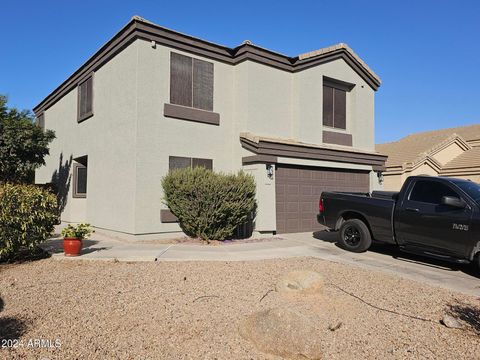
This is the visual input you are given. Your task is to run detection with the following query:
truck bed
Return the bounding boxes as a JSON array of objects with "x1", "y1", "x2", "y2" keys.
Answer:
[{"x1": 319, "y1": 191, "x2": 396, "y2": 244}]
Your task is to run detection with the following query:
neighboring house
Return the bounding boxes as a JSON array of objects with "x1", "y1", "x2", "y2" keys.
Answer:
[
  {"x1": 376, "y1": 124, "x2": 480, "y2": 190},
  {"x1": 34, "y1": 16, "x2": 386, "y2": 238}
]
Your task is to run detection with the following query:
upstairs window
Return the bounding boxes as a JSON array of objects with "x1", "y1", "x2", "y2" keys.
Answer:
[
  {"x1": 322, "y1": 77, "x2": 354, "y2": 130},
  {"x1": 37, "y1": 113, "x2": 45, "y2": 130},
  {"x1": 323, "y1": 85, "x2": 346, "y2": 129},
  {"x1": 78, "y1": 75, "x2": 93, "y2": 122},
  {"x1": 169, "y1": 156, "x2": 213, "y2": 170},
  {"x1": 170, "y1": 53, "x2": 214, "y2": 111}
]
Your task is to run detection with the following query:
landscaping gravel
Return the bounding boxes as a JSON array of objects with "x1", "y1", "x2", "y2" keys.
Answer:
[{"x1": 1, "y1": 257, "x2": 479, "y2": 359}]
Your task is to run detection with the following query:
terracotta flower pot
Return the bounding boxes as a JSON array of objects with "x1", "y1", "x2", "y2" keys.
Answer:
[{"x1": 63, "y1": 237, "x2": 82, "y2": 256}]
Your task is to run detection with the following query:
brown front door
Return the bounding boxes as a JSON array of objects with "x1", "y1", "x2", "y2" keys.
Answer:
[{"x1": 275, "y1": 165, "x2": 369, "y2": 234}]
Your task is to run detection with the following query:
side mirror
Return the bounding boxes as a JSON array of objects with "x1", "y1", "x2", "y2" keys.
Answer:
[{"x1": 441, "y1": 196, "x2": 466, "y2": 209}]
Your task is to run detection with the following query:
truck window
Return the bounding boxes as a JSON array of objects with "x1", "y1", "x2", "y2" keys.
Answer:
[
  {"x1": 409, "y1": 180, "x2": 458, "y2": 204},
  {"x1": 451, "y1": 180, "x2": 480, "y2": 203}
]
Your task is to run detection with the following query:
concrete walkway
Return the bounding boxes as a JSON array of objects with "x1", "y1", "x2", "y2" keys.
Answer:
[{"x1": 42, "y1": 230, "x2": 480, "y2": 296}]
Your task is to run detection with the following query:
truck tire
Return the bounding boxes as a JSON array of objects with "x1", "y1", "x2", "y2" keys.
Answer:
[{"x1": 338, "y1": 219, "x2": 372, "y2": 253}]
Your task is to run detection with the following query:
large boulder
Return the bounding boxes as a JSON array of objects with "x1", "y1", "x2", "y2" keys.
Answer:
[
  {"x1": 239, "y1": 307, "x2": 323, "y2": 360},
  {"x1": 276, "y1": 270, "x2": 324, "y2": 295}
]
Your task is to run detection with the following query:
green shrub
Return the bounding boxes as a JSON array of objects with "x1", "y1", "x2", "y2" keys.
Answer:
[
  {"x1": 162, "y1": 167, "x2": 256, "y2": 241},
  {"x1": 0, "y1": 183, "x2": 58, "y2": 259}
]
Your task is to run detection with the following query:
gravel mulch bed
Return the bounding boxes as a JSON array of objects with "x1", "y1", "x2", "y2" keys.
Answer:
[{"x1": 1, "y1": 258, "x2": 479, "y2": 359}]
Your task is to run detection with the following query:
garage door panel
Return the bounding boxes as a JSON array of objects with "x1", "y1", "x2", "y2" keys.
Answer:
[
  {"x1": 276, "y1": 165, "x2": 369, "y2": 234},
  {"x1": 286, "y1": 185, "x2": 299, "y2": 195}
]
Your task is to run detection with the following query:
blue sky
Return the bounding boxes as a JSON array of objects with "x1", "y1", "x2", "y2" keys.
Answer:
[{"x1": 1, "y1": 0, "x2": 479, "y2": 143}]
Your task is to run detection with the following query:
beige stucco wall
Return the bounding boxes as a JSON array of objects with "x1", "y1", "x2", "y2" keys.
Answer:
[
  {"x1": 133, "y1": 41, "x2": 237, "y2": 234},
  {"x1": 37, "y1": 38, "x2": 379, "y2": 236},
  {"x1": 36, "y1": 42, "x2": 139, "y2": 233},
  {"x1": 293, "y1": 59, "x2": 375, "y2": 151},
  {"x1": 382, "y1": 174, "x2": 405, "y2": 191},
  {"x1": 431, "y1": 142, "x2": 465, "y2": 165},
  {"x1": 382, "y1": 162, "x2": 440, "y2": 191}
]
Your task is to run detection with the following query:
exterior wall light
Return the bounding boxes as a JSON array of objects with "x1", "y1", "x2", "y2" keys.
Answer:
[
  {"x1": 377, "y1": 171, "x2": 384, "y2": 185},
  {"x1": 266, "y1": 164, "x2": 274, "y2": 179}
]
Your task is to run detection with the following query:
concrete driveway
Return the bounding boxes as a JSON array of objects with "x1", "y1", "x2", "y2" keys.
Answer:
[{"x1": 43, "y1": 230, "x2": 480, "y2": 296}]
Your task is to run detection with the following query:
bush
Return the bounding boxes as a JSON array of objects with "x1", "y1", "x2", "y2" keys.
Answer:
[
  {"x1": 0, "y1": 183, "x2": 58, "y2": 259},
  {"x1": 162, "y1": 167, "x2": 256, "y2": 241}
]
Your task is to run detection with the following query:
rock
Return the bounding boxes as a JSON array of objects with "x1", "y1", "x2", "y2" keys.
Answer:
[
  {"x1": 441, "y1": 314, "x2": 464, "y2": 329},
  {"x1": 276, "y1": 270, "x2": 324, "y2": 295},
  {"x1": 239, "y1": 307, "x2": 323, "y2": 360}
]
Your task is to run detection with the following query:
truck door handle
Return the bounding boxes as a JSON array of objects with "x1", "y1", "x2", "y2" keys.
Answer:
[{"x1": 405, "y1": 207, "x2": 419, "y2": 213}]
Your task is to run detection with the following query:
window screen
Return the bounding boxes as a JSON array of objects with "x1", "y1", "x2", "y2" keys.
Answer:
[
  {"x1": 192, "y1": 158, "x2": 213, "y2": 169},
  {"x1": 323, "y1": 84, "x2": 347, "y2": 130},
  {"x1": 169, "y1": 156, "x2": 192, "y2": 170},
  {"x1": 37, "y1": 114, "x2": 45, "y2": 130},
  {"x1": 170, "y1": 52, "x2": 213, "y2": 111},
  {"x1": 409, "y1": 180, "x2": 457, "y2": 204},
  {"x1": 169, "y1": 156, "x2": 213, "y2": 170},
  {"x1": 73, "y1": 162, "x2": 88, "y2": 198},
  {"x1": 78, "y1": 76, "x2": 93, "y2": 121}
]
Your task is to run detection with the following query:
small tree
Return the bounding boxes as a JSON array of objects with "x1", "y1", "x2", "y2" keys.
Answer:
[{"x1": 0, "y1": 95, "x2": 55, "y2": 183}]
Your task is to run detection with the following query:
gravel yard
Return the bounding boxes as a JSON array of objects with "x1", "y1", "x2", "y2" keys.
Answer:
[{"x1": 1, "y1": 257, "x2": 479, "y2": 359}]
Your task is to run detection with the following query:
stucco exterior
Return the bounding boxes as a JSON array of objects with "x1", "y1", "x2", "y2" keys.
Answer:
[
  {"x1": 35, "y1": 17, "x2": 385, "y2": 238},
  {"x1": 378, "y1": 128, "x2": 480, "y2": 191}
]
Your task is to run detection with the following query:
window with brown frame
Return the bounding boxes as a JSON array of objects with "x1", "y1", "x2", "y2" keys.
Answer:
[
  {"x1": 169, "y1": 156, "x2": 213, "y2": 170},
  {"x1": 323, "y1": 85, "x2": 346, "y2": 129},
  {"x1": 37, "y1": 113, "x2": 45, "y2": 130},
  {"x1": 78, "y1": 75, "x2": 93, "y2": 122},
  {"x1": 73, "y1": 156, "x2": 88, "y2": 198},
  {"x1": 322, "y1": 77, "x2": 355, "y2": 130},
  {"x1": 170, "y1": 53, "x2": 213, "y2": 111}
]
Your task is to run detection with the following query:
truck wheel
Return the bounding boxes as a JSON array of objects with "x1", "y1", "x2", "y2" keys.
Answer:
[{"x1": 338, "y1": 219, "x2": 372, "y2": 253}]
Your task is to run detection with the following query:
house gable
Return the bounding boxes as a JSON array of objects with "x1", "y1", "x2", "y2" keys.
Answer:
[{"x1": 33, "y1": 16, "x2": 381, "y2": 116}]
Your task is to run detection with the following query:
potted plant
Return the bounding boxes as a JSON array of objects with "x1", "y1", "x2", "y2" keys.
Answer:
[{"x1": 61, "y1": 223, "x2": 93, "y2": 256}]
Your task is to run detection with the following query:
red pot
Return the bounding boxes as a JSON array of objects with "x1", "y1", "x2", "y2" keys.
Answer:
[{"x1": 63, "y1": 237, "x2": 82, "y2": 256}]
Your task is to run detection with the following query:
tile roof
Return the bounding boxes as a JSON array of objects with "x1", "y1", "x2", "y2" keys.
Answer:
[
  {"x1": 376, "y1": 124, "x2": 480, "y2": 168},
  {"x1": 441, "y1": 146, "x2": 480, "y2": 170},
  {"x1": 241, "y1": 132, "x2": 383, "y2": 156},
  {"x1": 298, "y1": 43, "x2": 381, "y2": 85}
]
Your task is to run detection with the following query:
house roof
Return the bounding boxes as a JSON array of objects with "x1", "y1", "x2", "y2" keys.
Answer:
[
  {"x1": 33, "y1": 16, "x2": 381, "y2": 115},
  {"x1": 241, "y1": 132, "x2": 383, "y2": 156},
  {"x1": 240, "y1": 132, "x2": 387, "y2": 170},
  {"x1": 441, "y1": 146, "x2": 480, "y2": 170},
  {"x1": 376, "y1": 124, "x2": 480, "y2": 168}
]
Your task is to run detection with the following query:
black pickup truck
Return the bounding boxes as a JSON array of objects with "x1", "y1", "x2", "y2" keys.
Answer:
[{"x1": 318, "y1": 176, "x2": 480, "y2": 269}]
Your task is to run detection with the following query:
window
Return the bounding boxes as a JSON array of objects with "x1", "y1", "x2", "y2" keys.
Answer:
[
  {"x1": 323, "y1": 85, "x2": 346, "y2": 129},
  {"x1": 452, "y1": 180, "x2": 480, "y2": 202},
  {"x1": 170, "y1": 53, "x2": 213, "y2": 111},
  {"x1": 169, "y1": 156, "x2": 213, "y2": 170},
  {"x1": 37, "y1": 113, "x2": 45, "y2": 130},
  {"x1": 409, "y1": 180, "x2": 458, "y2": 204},
  {"x1": 78, "y1": 75, "x2": 93, "y2": 122},
  {"x1": 73, "y1": 156, "x2": 88, "y2": 198},
  {"x1": 322, "y1": 77, "x2": 354, "y2": 130}
]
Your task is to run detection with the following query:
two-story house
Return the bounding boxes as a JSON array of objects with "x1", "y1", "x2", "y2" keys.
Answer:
[{"x1": 34, "y1": 16, "x2": 387, "y2": 239}]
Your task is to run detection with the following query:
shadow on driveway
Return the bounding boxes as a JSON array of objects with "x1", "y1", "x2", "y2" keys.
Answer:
[{"x1": 312, "y1": 230, "x2": 478, "y2": 276}]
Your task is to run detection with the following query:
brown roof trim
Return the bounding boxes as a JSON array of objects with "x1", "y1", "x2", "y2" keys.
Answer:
[
  {"x1": 240, "y1": 136, "x2": 387, "y2": 168},
  {"x1": 242, "y1": 155, "x2": 278, "y2": 165},
  {"x1": 34, "y1": 17, "x2": 380, "y2": 115}
]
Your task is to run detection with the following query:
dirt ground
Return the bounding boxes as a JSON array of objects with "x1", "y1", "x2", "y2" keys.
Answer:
[{"x1": 1, "y1": 257, "x2": 479, "y2": 359}]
